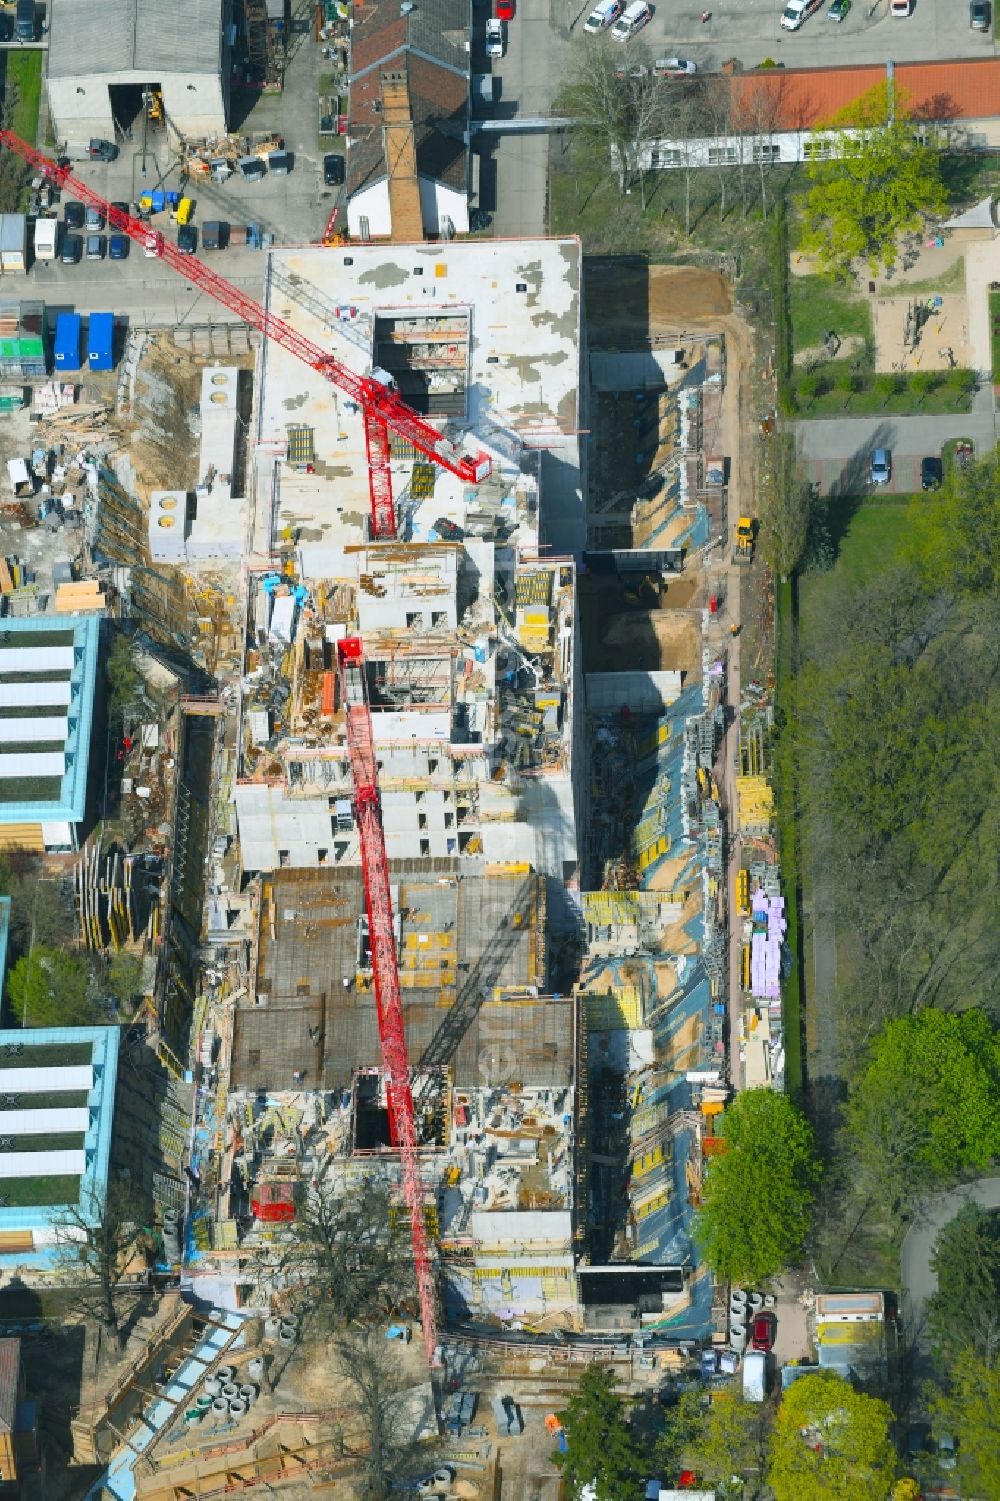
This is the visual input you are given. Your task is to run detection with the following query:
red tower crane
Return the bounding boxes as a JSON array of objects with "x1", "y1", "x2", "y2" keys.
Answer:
[
  {"x1": 337, "y1": 636, "x2": 438, "y2": 1365},
  {"x1": 0, "y1": 132, "x2": 491, "y2": 541},
  {"x1": 0, "y1": 133, "x2": 476, "y2": 1361}
]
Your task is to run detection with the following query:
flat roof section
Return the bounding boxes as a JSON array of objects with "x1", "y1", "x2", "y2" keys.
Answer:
[{"x1": 234, "y1": 865, "x2": 560, "y2": 1092}]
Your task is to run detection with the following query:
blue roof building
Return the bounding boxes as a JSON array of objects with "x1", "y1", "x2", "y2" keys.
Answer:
[
  {"x1": 0, "y1": 615, "x2": 101, "y2": 852},
  {"x1": 0, "y1": 1026, "x2": 119, "y2": 1271}
]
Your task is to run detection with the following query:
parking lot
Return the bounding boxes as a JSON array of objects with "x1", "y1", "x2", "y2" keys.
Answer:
[
  {"x1": 15, "y1": 2, "x2": 341, "y2": 322},
  {"x1": 566, "y1": 0, "x2": 996, "y2": 74}
]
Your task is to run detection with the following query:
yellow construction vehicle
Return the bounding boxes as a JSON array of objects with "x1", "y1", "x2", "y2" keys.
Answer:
[{"x1": 732, "y1": 516, "x2": 755, "y2": 566}]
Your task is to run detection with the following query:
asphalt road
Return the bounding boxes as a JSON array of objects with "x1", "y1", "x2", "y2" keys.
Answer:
[
  {"x1": 591, "y1": 0, "x2": 997, "y2": 72},
  {"x1": 900, "y1": 1176, "x2": 1000, "y2": 1350},
  {"x1": 796, "y1": 390, "x2": 997, "y2": 493}
]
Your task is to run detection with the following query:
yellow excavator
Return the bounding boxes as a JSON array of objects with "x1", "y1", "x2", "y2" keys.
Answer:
[{"x1": 732, "y1": 516, "x2": 755, "y2": 566}]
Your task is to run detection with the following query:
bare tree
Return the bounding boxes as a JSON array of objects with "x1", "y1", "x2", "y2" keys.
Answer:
[
  {"x1": 554, "y1": 39, "x2": 666, "y2": 198},
  {"x1": 54, "y1": 1180, "x2": 149, "y2": 1362},
  {"x1": 282, "y1": 1176, "x2": 416, "y2": 1330},
  {"x1": 331, "y1": 1328, "x2": 440, "y2": 1501}
]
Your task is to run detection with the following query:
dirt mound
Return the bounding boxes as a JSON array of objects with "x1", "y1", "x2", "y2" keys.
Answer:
[{"x1": 585, "y1": 258, "x2": 732, "y2": 346}]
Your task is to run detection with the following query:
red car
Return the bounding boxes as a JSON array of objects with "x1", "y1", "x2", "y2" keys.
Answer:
[
  {"x1": 497, "y1": 0, "x2": 515, "y2": 17},
  {"x1": 750, "y1": 1312, "x2": 777, "y2": 1352}
]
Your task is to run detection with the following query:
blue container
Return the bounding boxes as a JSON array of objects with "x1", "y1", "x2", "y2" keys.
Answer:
[
  {"x1": 87, "y1": 312, "x2": 114, "y2": 372},
  {"x1": 53, "y1": 312, "x2": 82, "y2": 371},
  {"x1": 167, "y1": 190, "x2": 180, "y2": 207},
  {"x1": 151, "y1": 189, "x2": 166, "y2": 213}
]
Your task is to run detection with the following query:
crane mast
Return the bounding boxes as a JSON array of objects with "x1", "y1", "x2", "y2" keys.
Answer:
[
  {"x1": 337, "y1": 637, "x2": 438, "y2": 1365},
  {"x1": 0, "y1": 132, "x2": 491, "y2": 1363},
  {"x1": 0, "y1": 132, "x2": 491, "y2": 541}
]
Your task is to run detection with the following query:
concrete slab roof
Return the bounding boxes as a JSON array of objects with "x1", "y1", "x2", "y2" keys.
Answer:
[{"x1": 258, "y1": 239, "x2": 581, "y2": 573}]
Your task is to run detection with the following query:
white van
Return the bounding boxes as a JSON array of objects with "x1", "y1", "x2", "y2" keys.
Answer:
[
  {"x1": 584, "y1": 0, "x2": 622, "y2": 29},
  {"x1": 743, "y1": 1351, "x2": 767, "y2": 1402},
  {"x1": 33, "y1": 218, "x2": 58, "y2": 261},
  {"x1": 890, "y1": 0, "x2": 913, "y2": 14},
  {"x1": 610, "y1": 0, "x2": 651, "y2": 37}
]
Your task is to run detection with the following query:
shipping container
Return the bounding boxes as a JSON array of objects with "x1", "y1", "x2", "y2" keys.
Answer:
[
  {"x1": 202, "y1": 220, "x2": 228, "y2": 250},
  {"x1": 0, "y1": 216, "x2": 27, "y2": 274},
  {"x1": 54, "y1": 312, "x2": 82, "y2": 372},
  {"x1": 87, "y1": 312, "x2": 114, "y2": 372}
]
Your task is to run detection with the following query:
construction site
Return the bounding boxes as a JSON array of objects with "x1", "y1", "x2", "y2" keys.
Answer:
[{"x1": 0, "y1": 123, "x2": 783, "y2": 1501}]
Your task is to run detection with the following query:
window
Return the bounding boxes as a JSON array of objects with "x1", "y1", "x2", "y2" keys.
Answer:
[
  {"x1": 431, "y1": 611, "x2": 447, "y2": 626},
  {"x1": 515, "y1": 282, "x2": 528, "y2": 293},
  {"x1": 803, "y1": 138, "x2": 834, "y2": 160},
  {"x1": 650, "y1": 147, "x2": 682, "y2": 168},
  {"x1": 752, "y1": 142, "x2": 781, "y2": 163},
  {"x1": 418, "y1": 813, "x2": 428, "y2": 830},
  {"x1": 419, "y1": 838, "x2": 430, "y2": 856},
  {"x1": 278, "y1": 849, "x2": 289, "y2": 867},
  {"x1": 707, "y1": 145, "x2": 738, "y2": 166},
  {"x1": 429, "y1": 758, "x2": 439, "y2": 774},
  {"x1": 406, "y1": 611, "x2": 423, "y2": 629},
  {"x1": 444, "y1": 812, "x2": 454, "y2": 828},
  {"x1": 317, "y1": 848, "x2": 328, "y2": 865}
]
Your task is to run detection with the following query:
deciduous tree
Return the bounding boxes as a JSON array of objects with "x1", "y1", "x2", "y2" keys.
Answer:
[
  {"x1": 929, "y1": 1351, "x2": 1000, "y2": 1500},
  {"x1": 554, "y1": 41, "x2": 666, "y2": 197},
  {"x1": 801, "y1": 83, "x2": 947, "y2": 277},
  {"x1": 556, "y1": 1365, "x2": 645, "y2": 1501},
  {"x1": 282, "y1": 1177, "x2": 415, "y2": 1329},
  {"x1": 694, "y1": 1090, "x2": 821, "y2": 1284},
  {"x1": 768, "y1": 1372, "x2": 896, "y2": 1501},
  {"x1": 926, "y1": 1203, "x2": 1000, "y2": 1360},
  {"x1": 671, "y1": 1389, "x2": 772, "y2": 1498},
  {"x1": 846, "y1": 1010, "x2": 1000, "y2": 1207},
  {"x1": 55, "y1": 1180, "x2": 149, "y2": 1362},
  {"x1": 7, "y1": 945, "x2": 97, "y2": 1027}
]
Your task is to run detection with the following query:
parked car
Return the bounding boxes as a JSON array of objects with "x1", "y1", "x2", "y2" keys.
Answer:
[
  {"x1": 85, "y1": 205, "x2": 105, "y2": 231},
  {"x1": 497, "y1": 0, "x2": 515, "y2": 18},
  {"x1": 750, "y1": 1312, "x2": 777, "y2": 1352},
  {"x1": 828, "y1": 0, "x2": 851, "y2": 19},
  {"x1": 64, "y1": 202, "x2": 85, "y2": 230},
  {"x1": 60, "y1": 233, "x2": 82, "y2": 265},
  {"x1": 323, "y1": 153, "x2": 345, "y2": 186},
  {"x1": 485, "y1": 16, "x2": 505, "y2": 54},
  {"x1": 583, "y1": 0, "x2": 622, "y2": 28},
  {"x1": 653, "y1": 56, "x2": 697, "y2": 75},
  {"x1": 970, "y1": 0, "x2": 990, "y2": 26},
  {"x1": 890, "y1": 0, "x2": 913, "y2": 14},
  {"x1": 781, "y1": 0, "x2": 823, "y2": 27},
  {"x1": 108, "y1": 233, "x2": 129, "y2": 260},
  {"x1": 110, "y1": 201, "x2": 130, "y2": 221},
  {"x1": 177, "y1": 224, "x2": 197, "y2": 254},
  {"x1": 869, "y1": 447, "x2": 892, "y2": 485},
  {"x1": 0, "y1": 15, "x2": 12, "y2": 40},
  {"x1": 88, "y1": 138, "x2": 118, "y2": 161},
  {"x1": 920, "y1": 455, "x2": 943, "y2": 490},
  {"x1": 610, "y1": 0, "x2": 652, "y2": 37},
  {"x1": 15, "y1": 0, "x2": 34, "y2": 41},
  {"x1": 85, "y1": 233, "x2": 106, "y2": 260},
  {"x1": 434, "y1": 517, "x2": 465, "y2": 541}
]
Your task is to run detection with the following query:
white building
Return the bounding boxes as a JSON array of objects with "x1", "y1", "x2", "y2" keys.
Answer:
[
  {"x1": 235, "y1": 239, "x2": 585, "y2": 894},
  {"x1": 46, "y1": 0, "x2": 229, "y2": 151}
]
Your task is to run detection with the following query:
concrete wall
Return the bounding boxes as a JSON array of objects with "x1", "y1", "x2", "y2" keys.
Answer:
[
  {"x1": 49, "y1": 69, "x2": 226, "y2": 149},
  {"x1": 348, "y1": 178, "x2": 469, "y2": 238},
  {"x1": 347, "y1": 180, "x2": 391, "y2": 239}
]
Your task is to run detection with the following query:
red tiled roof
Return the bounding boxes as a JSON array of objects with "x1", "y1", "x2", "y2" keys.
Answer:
[
  {"x1": 733, "y1": 57, "x2": 1000, "y2": 131},
  {"x1": 348, "y1": 57, "x2": 468, "y2": 196}
]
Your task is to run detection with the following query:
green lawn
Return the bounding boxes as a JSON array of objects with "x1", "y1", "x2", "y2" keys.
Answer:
[
  {"x1": 799, "y1": 501, "x2": 913, "y2": 654},
  {"x1": 0, "y1": 1043, "x2": 92, "y2": 1070},
  {"x1": 0, "y1": 1175, "x2": 80, "y2": 1208},
  {"x1": 991, "y1": 291, "x2": 1000, "y2": 379},
  {"x1": 790, "y1": 273, "x2": 872, "y2": 355},
  {"x1": 5, "y1": 51, "x2": 42, "y2": 145},
  {"x1": 0, "y1": 1092, "x2": 90, "y2": 1111}
]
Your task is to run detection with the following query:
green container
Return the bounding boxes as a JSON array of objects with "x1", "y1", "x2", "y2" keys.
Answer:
[{"x1": 16, "y1": 337, "x2": 43, "y2": 358}]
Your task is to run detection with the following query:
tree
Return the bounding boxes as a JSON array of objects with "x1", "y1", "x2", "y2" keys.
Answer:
[
  {"x1": 759, "y1": 430, "x2": 812, "y2": 579},
  {"x1": 768, "y1": 1372, "x2": 896, "y2": 1501},
  {"x1": 797, "y1": 370, "x2": 823, "y2": 409},
  {"x1": 694, "y1": 1090, "x2": 821, "y2": 1284},
  {"x1": 104, "y1": 953, "x2": 146, "y2": 1017},
  {"x1": 926, "y1": 1203, "x2": 1000, "y2": 1360},
  {"x1": 106, "y1": 632, "x2": 142, "y2": 723},
  {"x1": 929, "y1": 1351, "x2": 1000, "y2": 1500},
  {"x1": 329, "y1": 1328, "x2": 438, "y2": 1501},
  {"x1": 846, "y1": 1010, "x2": 1000, "y2": 1208},
  {"x1": 910, "y1": 450, "x2": 1000, "y2": 596},
  {"x1": 909, "y1": 369, "x2": 937, "y2": 405},
  {"x1": 54, "y1": 1180, "x2": 149, "y2": 1361},
  {"x1": 282, "y1": 1176, "x2": 415, "y2": 1329},
  {"x1": 553, "y1": 41, "x2": 666, "y2": 197},
  {"x1": 670, "y1": 1389, "x2": 772, "y2": 1498},
  {"x1": 556, "y1": 1365, "x2": 645, "y2": 1501},
  {"x1": 800, "y1": 83, "x2": 947, "y2": 278},
  {"x1": 7, "y1": 945, "x2": 98, "y2": 1027}
]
